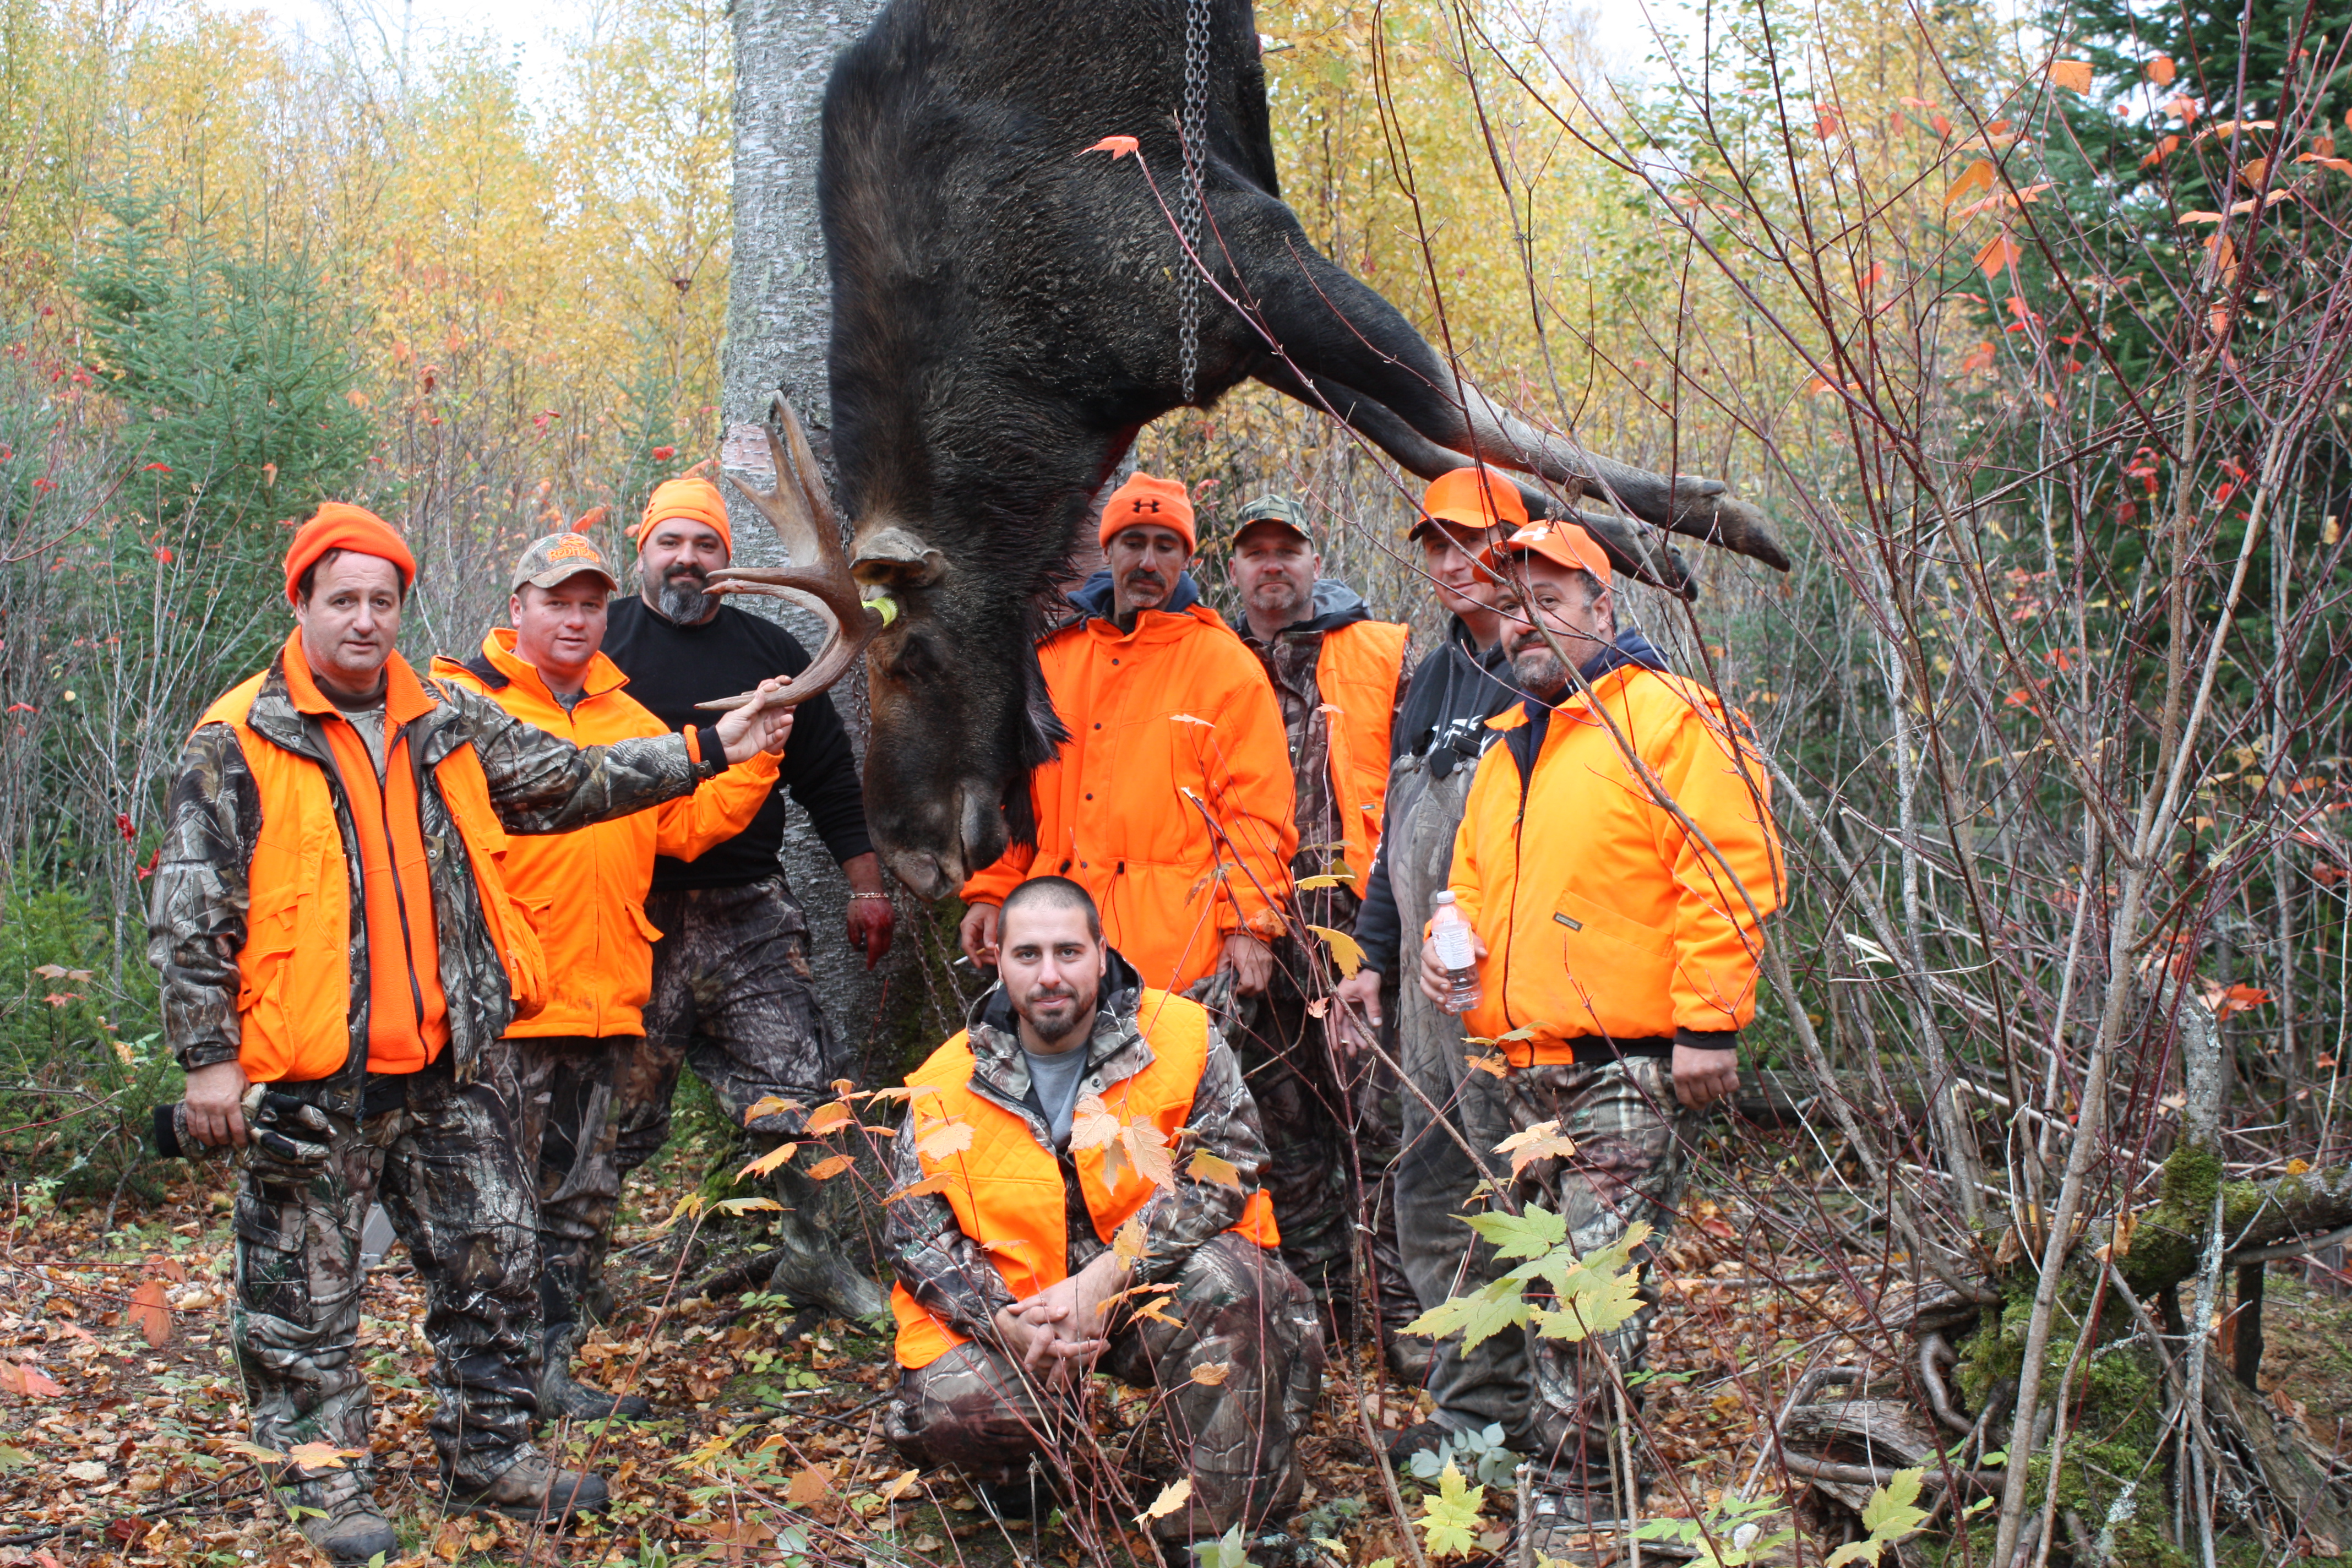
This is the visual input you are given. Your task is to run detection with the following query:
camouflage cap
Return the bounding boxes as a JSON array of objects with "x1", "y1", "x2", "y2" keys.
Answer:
[
  {"x1": 1232, "y1": 492, "x2": 1316, "y2": 546},
  {"x1": 511, "y1": 532, "x2": 618, "y2": 594}
]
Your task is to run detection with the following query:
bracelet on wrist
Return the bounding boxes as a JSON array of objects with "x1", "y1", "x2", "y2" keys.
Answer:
[{"x1": 847, "y1": 892, "x2": 892, "y2": 902}]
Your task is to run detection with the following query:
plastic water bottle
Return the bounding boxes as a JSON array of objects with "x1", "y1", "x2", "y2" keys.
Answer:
[{"x1": 1429, "y1": 891, "x2": 1483, "y2": 1015}]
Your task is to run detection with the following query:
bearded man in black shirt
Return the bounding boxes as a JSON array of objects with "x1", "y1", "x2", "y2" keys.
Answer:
[{"x1": 600, "y1": 476, "x2": 897, "y2": 1320}]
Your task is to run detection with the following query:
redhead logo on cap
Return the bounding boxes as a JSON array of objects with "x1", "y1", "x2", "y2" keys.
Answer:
[{"x1": 548, "y1": 538, "x2": 603, "y2": 565}]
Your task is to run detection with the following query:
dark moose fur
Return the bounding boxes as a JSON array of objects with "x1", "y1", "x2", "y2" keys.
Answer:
[{"x1": 817, "y1": 0, "x2": 1788, "y2": 897}]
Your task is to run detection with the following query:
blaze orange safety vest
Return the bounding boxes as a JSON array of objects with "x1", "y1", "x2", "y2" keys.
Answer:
[
  {"x1": 890, "y1": 989, "x2": 1281, "y2": 1369},
  {"x1": 1314, "y1": 620, "x2": 1410, "y2": 890},
  {"x1": 199, "y1": 660, "x2": 547, "y2": 1085}
]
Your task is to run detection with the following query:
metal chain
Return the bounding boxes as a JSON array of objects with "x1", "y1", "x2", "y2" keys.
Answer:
[{"x1": 1177, "y1": 0, "x2": 1210, "y2": 404}]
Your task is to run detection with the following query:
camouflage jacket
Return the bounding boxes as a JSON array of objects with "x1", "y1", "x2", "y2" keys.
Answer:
[
  {"x1": 148, "y1": 644, "x2": 726, "y2": 1102},
  {"x1": 884, "y1": 949, "x2": 1275, "y2": 1345}
]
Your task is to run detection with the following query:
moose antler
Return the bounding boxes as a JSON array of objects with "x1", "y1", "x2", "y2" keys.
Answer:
[{"x1": 694, "y1": 399, "x2": 887, "y2": 712}]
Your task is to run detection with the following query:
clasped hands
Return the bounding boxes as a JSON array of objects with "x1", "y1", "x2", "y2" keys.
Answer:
[{"x1": 990, "y1": 1250, "x2": 1131, "y2": 1384}]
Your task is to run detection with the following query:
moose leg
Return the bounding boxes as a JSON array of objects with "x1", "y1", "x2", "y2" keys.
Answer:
[
  {"x1": 1250, "y1": 359, "x2": 1694, "y2": 595},
  {"x1": 1231, "y1": 222, "x2": 1787, "y2": 570}
]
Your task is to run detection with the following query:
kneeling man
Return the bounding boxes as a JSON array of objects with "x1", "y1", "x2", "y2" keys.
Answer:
[{"x1": 884, "y1": 878, "x2": 1324, "y2": 1555}]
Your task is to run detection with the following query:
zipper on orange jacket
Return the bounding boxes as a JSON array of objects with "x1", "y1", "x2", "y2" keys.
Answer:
[{"x1": 284, "y1": 641, "x2": 451, "y2": 1075}]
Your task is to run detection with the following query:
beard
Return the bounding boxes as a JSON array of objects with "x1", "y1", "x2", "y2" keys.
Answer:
[
  {"x1": 652, "y1": 563, "x2": 716, "y2": 624},
  {"x1": 1019, "y1": 983, "x2": 1096, "y2": 1045},
  {"x1": 1249, "y1": 580, "x2": 1311, "y2": 627},
  {"x1": 1510, "y1": 639, "x2": 1570, "y2": 696}
]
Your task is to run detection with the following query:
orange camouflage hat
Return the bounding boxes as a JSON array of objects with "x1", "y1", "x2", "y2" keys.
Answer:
[
  {"x1": 1483, "y1": 518, "x2": 1613, "y2": 586},
  {"x1": 511, "y1": 532, "x2": 618, "y2": 594},
  {"x1": 1411, "y1": 466, "x2": 1530, "y2": 541},
  {"x1": 1098, "y1": 471, "x2": 1197, "y2": 553},
  {"x1": 283, "y1": 503, "x2": 418, "y2": 605},
  {"x1": 635, "y1": 476, "x2": 732, "y2": 558}
]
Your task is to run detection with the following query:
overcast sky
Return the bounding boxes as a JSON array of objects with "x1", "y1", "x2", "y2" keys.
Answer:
[{"x1": 243, "y1": 0, "x2": 1672, "y2": 104}]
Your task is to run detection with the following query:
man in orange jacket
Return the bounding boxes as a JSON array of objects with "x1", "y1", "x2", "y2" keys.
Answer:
[
  {"x1": 886, "y1": 878, "x2": 1322, "y2": 1556},
  {"x1": 957, "y1": 472, "x2": 1297, "y2": 1001},
  {"x1": 1414, "y1": 519, "x2": 1781, "y2": 1544},
  {"x1": 1222, "y1": 492, "x2": 1419, "y2": 1357},
  {"x1": 432, "y1": 531, "x2": 780, "y2": 1424},
  {"x1": 148, "y1": 506, "x2": 796, "y2": 1564}
]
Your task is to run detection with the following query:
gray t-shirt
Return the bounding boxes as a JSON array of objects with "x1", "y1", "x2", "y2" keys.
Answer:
[{"x1": 1023, "y1": 1046, "x2": 1090, "y2": 1152}]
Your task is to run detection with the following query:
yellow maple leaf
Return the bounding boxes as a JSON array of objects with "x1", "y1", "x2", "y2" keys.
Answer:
[
  {"x1": 1188, "y1": 1148, "x2": 1243, "y2": 1186},
  {"x1": 737, "y1": 1142, "x2": 799, "y2": 1181},
  {"x1": 1190, "y1": 1361, "x2": 1231, "y2": 1386},
  {"x1": 1113, "y1": 1214, "x2": 1148, "y2": 1265},
  {"x1": 885, "y1": 1174, "x2": 952, "y2": 1204},
  {"x1": 1305, "y1": 924, "x2": 1366, "y2": 978},
  {"x1": 742, "y1": 1095, "x2": 806, "y2": 1124},
  {"x1": 2048, "y1": 58, "x2": 2094, "y2": 94},
  {"x1": 1942, "y1": 158, "x2": 1994, "y2": 206},
  {"x1": 1494, "y1": 1119, "x2": 1576, "y2": 1175},
  {"x1": 673, "y1": 1430, "x2": 736, "y2": 1469},
  {"x1": 285, "y1": 1442, "x2": 360, "y2": 1471},
  {"x1": 1120, "y1": 1118, "x2": 1177, "y2": 1189},
  {"x1": 804, "y1": 1101, "x2": 853, "y2": 1136},
  {"x1": 805, "y1": 1152, "x2": 856, "y2": 1180},
  {"x1": 918, "y1": 1119, "x2": 976, "y2": 1160},
  {"x1": 1135, "y1": 1477, "x2": 1193, "y2": 1526},
  {"x1": 1069, "y1": 1093, "x2": 1119, "y2": 1151}
]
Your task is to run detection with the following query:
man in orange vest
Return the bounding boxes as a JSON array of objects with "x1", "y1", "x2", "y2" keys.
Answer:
[
  {"x1": 957, "y1": 473, "x2": 1297, "y2": 1001},
  {"x1": 1221, "y1": 493, "x2": 1419, "y2": 1362},
  {"x1": 148, "y1": 506, "x2": 795, "y2": 1565},
  {"x1": 1414, "y1": 519, "x2": 1779, "y2": 1548},
  {"x1": 885, "y1": 877, "x2": 1323, "y2": 1557},
  {"x1": 432, "y1": 531, "x2": 781, "y2": 1424}
]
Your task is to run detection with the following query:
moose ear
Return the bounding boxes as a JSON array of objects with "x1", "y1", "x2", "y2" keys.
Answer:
[{"x1": 851, "y1": 526, "x2": 948, "y2": 590}]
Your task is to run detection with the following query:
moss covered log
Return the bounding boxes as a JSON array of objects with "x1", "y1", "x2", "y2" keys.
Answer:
[{"x1": 2120, "y1": 1146, "x2": 2352, "y2": 1297}]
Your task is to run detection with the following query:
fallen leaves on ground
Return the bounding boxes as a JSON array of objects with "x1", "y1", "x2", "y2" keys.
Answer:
[{"x1": 0, "y1": 1123, "x2": 1992, "y2": 1566}]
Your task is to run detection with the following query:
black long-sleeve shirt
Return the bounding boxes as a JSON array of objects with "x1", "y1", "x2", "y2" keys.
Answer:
[{"x1": 603, "y1": 595, "x2": 874, "y2": 890}]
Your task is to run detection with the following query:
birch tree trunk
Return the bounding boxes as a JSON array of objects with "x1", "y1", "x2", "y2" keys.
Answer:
[{"x1": 723, "y1": 0, "x2": 908, "y2": 1074}]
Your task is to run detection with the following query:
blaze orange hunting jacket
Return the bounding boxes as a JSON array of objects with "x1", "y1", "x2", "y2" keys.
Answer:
[
  {"x1": 1448, "y1": 663, "x2": 1782, "y2": 1066},
  {"x1": 890, "y1": 987, "x2": 1279, "y2": 1369},
  {"x1": 962, "y1": 595, "x2": 1297, "y2": 994},
  {"x1": 1314, "y1": 620, "x2": 1411, "y2": 891},
  {"x1": 432, "y1": 630, "x2": 778, "y2": 1039}
]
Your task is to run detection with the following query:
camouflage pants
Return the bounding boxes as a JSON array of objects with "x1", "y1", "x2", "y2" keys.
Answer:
[
  {"x1": 512, "y1": 1035, "x2": 624, "y2": 1337},
  {"x1": 1505, "y1": 1055, "x2": 1696, "y2": 1477},
  {"x1": 232, "y1": 1049, "x2": 541, "y2": 1491},
  {"x1": 613, "y1": 874, "x2": 852, "y2": 1168},
  {"x1": 1227, "y1": 939, "x2": 1414, "y2": 1341},
  {"x1": 886, "y1": 1234, "x2": 1325, "y2": 1547},
  {"x1": 1385, "y1": 754, "x2": 1532, "y2": 1436}
]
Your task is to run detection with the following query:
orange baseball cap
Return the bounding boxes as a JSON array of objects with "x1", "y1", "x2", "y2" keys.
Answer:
[
  {"x1": 1483, "y1": 519, "x2": 1613, "y2": 586},
  {"x1": 1411, "y1": 466, "x2": 1530, "y2": 541}
]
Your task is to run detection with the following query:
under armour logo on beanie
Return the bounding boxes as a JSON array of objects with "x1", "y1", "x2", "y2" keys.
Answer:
[{"x1": 1099, "y1": 472, "x2": 1196, "y2": 553}]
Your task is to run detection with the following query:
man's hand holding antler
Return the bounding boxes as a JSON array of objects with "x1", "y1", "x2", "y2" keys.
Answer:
[{"x1": 713, "y1": 676, "x2": 798, "y2": 762}]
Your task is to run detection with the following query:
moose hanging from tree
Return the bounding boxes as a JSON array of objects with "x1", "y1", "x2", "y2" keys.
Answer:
[{"x1": 709, "y1": 0, "x2": 1790, "y2": 900}]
